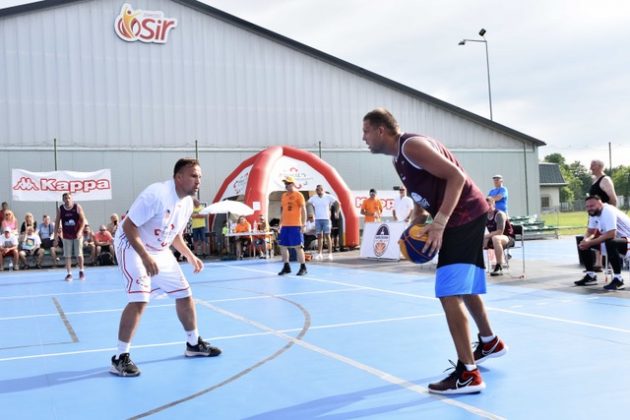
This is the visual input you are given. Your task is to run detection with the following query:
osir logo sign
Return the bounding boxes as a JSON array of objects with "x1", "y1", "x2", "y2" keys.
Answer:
[{"x1": 114, "y1": 3, "x2": 177, "y2": 44}]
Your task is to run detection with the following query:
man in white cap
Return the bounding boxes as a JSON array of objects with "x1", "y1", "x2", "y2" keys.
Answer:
[{"x1": 488, "y1": 175, "x2": 508, "y2": 214}]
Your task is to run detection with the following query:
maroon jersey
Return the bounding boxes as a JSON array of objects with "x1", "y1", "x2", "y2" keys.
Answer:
[
  {"x1": 486, "y1": 210, "x2": 515, "y2": 237},
  {"x1": 60, "y1": 204, "x2": 80, "y2": 240},
  {"x1": 393, "y1": 133, "x2": 488, "y2": 228}
]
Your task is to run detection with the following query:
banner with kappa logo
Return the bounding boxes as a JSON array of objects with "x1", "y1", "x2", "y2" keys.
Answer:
[{"x1": 12, "y1": 169, "x2": 112, "y2": 202}]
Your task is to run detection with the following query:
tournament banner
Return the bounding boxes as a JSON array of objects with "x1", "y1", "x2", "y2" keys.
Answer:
[{"x1": 12, "y1": 169, "x2": 112, "y2": 201}]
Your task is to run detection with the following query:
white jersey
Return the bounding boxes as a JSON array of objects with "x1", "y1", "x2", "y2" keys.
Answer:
[
  {"x1": 116, "y1": 179, "x2": 193, "y2": 252},
  {"x1": 394, "y1": 195, "x2": 414, "y2": 221},
  {"x1": 308, "y1": 194, "x2": 336, "y2": 220},
  {"x1": 588, "y1": 203, "x2": 630, "y2": 238}
]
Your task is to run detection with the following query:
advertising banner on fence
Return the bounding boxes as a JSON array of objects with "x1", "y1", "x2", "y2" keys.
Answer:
[{"x1": 12, "y1": 169, "x2": 112, "y2": 201}]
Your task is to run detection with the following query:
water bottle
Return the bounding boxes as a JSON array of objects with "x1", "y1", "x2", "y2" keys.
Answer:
[
  {"x1": 8, "y1": 260, "x2": 13, "y2": 270},
  {"x1": 253, "y1": 221, "x2": 258, "y2": 232}
]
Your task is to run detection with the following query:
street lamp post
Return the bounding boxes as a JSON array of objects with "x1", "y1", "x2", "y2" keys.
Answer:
[{"x1": 458, "y1": 28, "x2": 493, "y2": 120}]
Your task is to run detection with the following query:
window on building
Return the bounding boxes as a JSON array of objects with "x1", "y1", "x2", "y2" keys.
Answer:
[{"x1": 541, "y1": 196, "x2": 550, "y2": 209}]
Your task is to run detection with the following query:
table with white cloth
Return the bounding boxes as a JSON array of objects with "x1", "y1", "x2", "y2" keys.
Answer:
[{"x1": 360, "y1": 222, "x2": 408, "y2": 260}]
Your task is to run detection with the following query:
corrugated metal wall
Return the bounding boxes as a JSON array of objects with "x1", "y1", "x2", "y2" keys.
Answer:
[{"x1": 0, "y1": 0, "x2": 540, "y2": 225}]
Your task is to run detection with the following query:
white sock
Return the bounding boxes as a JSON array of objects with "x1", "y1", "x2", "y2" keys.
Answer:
[
  {"x1": 464, "y1": 363, "x2": 477, "y2": 371},
  {"x1": 186, "y1": 329, "x2": 199, "y2": 346},
  {"x1": 480, "y1": 334, "x2": 496, "y2": 344},
  {"x1": 614, "y1": 274, "x2": 624, "y2": 281},
  {"x1": 117, "y1": 340, "x2": 131, "y2": 356},
  {"x1": 586, "y1": 271, "x2": 596, "y2": 278}
]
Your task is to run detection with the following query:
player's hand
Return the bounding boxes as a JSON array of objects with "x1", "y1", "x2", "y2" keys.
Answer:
[
  {"x1": 578, "y1": 240, "x2": 590, "y2": 251},
  {"x1": 141, "y1": 254, "x2": 159, "y2": 276},
  {"x1": 188, "y1": 255, "x2": 204, "y2": 273},
  {"x1": 419, "y1": 223, "x2": 445, "y2": 255}
]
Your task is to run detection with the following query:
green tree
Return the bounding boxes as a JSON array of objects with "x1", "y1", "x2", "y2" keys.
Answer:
[
  {"x1": 611, "y1": 165, "x2": 630, "y2": 208},
  {"x1": 567, "y1": 161, "x2": 591, "y2": 200},
  {"x1": 544, "y1": 153, "x2": 575, "y2": 202}
]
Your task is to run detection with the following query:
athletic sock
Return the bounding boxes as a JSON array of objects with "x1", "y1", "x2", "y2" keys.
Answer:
[
  {"x1": 480, "y1": 334, "x2": 496, "y2": 343},
  {"x1": 117, "y1": 340, "x2": 131, "y2": 356},
  {"x1": 186, "y1": 329, "x2": 200, "y2": 346},
  {"x1": 464, "y1": 363, "x2": 477, "y2": 371},
  {"x1": 586, "y1": 271, "x2": 596, "y2": 278}
]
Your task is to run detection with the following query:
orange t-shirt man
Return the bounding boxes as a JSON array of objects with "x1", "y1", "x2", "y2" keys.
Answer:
[
  {"x1": 281, "y1": 191, "x2": 305, "y2": 226},
  {"x1": 361, "y1": 189, "x2": 383, "y2": 223}
]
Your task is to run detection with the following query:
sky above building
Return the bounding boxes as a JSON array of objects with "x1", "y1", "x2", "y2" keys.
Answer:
[
  {"x1": 2, "y1": 0, "x2": 628, "y2": 169},
  {"x1": 203, "y1": 0, "x2": 629, "y2": 169}
]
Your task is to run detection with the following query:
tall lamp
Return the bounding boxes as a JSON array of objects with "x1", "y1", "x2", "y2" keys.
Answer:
[{"x1": 459, "y1": 28, "x2": 493, "y2": 120}]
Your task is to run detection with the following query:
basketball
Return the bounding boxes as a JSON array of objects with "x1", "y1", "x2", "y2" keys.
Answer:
[{"x1": 399, "y1": 224, "x2": 437, "y2": 264}]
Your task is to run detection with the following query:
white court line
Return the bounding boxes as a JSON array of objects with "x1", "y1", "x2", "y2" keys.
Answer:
[
  {"x1": 220, "y1": 264, "x2": 630, "y2": 334},
  {"x1": 196, "y1": 299, "x2": 506, "y2": 420},
  {"x1": 0, "y1": 287, "x2": 360, "y2": 321},
  {"x1": 0, "y1": 288, "x2": 122, "y2": 301},
  {"x1": 0, "y1": 312, "x2": 443, "y2": 362}
]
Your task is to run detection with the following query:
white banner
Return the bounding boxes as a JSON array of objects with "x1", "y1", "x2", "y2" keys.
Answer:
[
  {"x1": 360, "y1": 222, "x2": 408, "y2": 260},
  {"x1": 12, "y1": 169, "x2": 112, "y2": 202}
]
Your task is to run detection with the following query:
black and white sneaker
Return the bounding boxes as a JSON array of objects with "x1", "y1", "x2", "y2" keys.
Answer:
[
  {"x1": 604, "y1": 278, "x2": 625, "y2": 291},
  {"x1": 575, "y1": 274, "x2": 597, "y2": 286},
  {"x1": 110, "y1": 353, "x2": 141, "y2": 377},
  {"x1": 490, "y1": 264, "x2": 503, "y2": 277},
  {"x1": 185, "y1": 337, "x2": 222, "y2": 357}
]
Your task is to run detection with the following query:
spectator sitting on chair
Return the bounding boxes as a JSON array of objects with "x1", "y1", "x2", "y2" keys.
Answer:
[
  {"x1": 94, "y1": 224, "x2": 115, "y2": 264},
  {"x1": 37, "y1": 214, "x2": 59, "y2": 267},
  {"x1": 19, "y1": 212, "x2": 37, "y2": 242},
  {"x1": 575, "y1": 195, "x2": 630, "y2": 290},
  {"x1": 1, "y1": 209, "x2": 18, "y2": 235},
  {"x1": 0, "y1": 202, "x2": 9, "y2": 225},
  {"x1": 0, "y1": 227, "x2": 19, "y2": 271},
  {"x1": 82, "y1": 225, "x2": 96, "y2": 265},
  {"x1": 19, "y1": 225, "x2": 42, "y2": 269},
  {"x1": 484, "y1": 197, "x2": 515, "y2": 277},
  {"x1": 234, "y1": 216, "x2": 251, "y2": 260},
  {"x1": 303, "y1": 214, "x2": 317, "y2": 251},
  {"x1": 254, "y1": 214, "x2": 270, "y2": 258},
  {"x1": 107, "y1": 213, "x2": 120, "y2": 236}
]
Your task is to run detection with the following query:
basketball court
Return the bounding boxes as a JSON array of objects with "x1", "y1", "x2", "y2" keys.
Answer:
[{"x1": 1, "y1": 237, "x2": 629, "y2": 419}]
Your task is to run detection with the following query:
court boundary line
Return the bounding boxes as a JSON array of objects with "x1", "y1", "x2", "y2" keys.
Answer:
[
  {"x1": 0, "y1": 312, "x2": 444, "y2": 362},
  {"x1": 225, "y1": 264, "x2": 630, "y2": 333},
  {"x1": 52, "y1": 297, "x2": 79, "y2": 343},
  {"x1": 195, "y1": 299, "x2": 506, "y2": 420}
]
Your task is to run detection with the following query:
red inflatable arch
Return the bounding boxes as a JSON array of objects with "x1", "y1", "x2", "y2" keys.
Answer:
[{"x1": 211, "y1": 146, "x2": 359, "y2": 248}]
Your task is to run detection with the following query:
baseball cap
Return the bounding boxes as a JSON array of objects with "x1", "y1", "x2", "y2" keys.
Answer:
[
  {"x1": 283, "y1": 176, "x2": 296, "y2": 184},
  {"x1": 3, "y1": 227, "x2": 11, "y2": 233},
  {"x1": 492, "y1": 174, "x2": 503, "y2": 179}
]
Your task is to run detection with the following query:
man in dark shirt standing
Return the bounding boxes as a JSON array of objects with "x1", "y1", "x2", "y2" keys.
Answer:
[
  {"x1": 362, "y1": 108, "x2": 507, "y2": 395},
  {"x1": 54, "y1": 192, "x2": 86, "y2": 281}
]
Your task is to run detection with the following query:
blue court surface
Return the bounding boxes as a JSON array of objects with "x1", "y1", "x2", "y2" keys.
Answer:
[{"x1": 1, "y1": 237, "x2": 629, "y2": 419}]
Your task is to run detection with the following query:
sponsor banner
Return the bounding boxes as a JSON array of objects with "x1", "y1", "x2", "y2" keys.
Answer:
[
  {"x1": 352, "y1": 190, "x2": 399, "y2": 219},
  {"x1": 114, "y1": 3, "x2": 177, "y2": 44},
  {"x1": 12, "y1": 169, "x2": 112, "y2": 202},
  {"x1": 360, "y1": 222, "x2": 407, "y2": 260}
]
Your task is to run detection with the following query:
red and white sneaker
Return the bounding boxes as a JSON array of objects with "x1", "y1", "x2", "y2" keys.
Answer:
[
  {"x1": 473, "y1": 334, "x2": 508, "y2": 364},
  {"x1": 428, "y1": 360, "x2": 486, "y2": 394}
]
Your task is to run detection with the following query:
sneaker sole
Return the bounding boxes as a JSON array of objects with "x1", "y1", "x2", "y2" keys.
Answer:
[
  {"x1": 109, "y1": 366, "x2": 141, "y2": 377},
  {"x1": 428, "y1": 382, "x2": 486, "y2": 395},
  {"x1": 476, "y1": 346, "x2": 508, "y2": 364},
  {"x1": 575, "y1": 279, "x2": 597, "y2": 286},
  {"x1": 604, "y1": 285, "x2": 625, "y2": 291},
  {"x1": 184, "y1": 350, "x2": 222, "y2": 357}
]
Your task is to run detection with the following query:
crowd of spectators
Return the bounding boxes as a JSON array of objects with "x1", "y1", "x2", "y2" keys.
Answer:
[{"x1": 0, "y1": 200, "x2": 119, "y2": 271}]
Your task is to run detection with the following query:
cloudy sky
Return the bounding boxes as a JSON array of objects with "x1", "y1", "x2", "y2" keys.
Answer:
[
  {"x1": 2, "y1": 0, "x2": 628, "y2": 168},
  {"x1": 203, "y1": 0, "x2": 630, "y2": 168}
]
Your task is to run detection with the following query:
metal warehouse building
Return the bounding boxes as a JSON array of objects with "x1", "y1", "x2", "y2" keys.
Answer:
[{"x1": 0, "y1": 0, "x2": 545, "y2": 225}]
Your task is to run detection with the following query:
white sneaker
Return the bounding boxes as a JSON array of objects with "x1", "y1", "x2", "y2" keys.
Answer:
[
  {"x1": 315, "y1": 253, "x2": 323, "y2": 261},
  {"x1": 327, "y1": 254, "x2": 333, "y2": 261}
]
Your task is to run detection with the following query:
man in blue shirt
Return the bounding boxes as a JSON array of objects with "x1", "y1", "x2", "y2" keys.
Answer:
[{"x1": 488, "y1": 175, "x2": 508, "y2": 214}]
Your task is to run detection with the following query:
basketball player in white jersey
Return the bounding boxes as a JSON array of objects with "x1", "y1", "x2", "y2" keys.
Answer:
[{"x1": 110, "y1": 158, "x2": 221, "y2": 377}]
